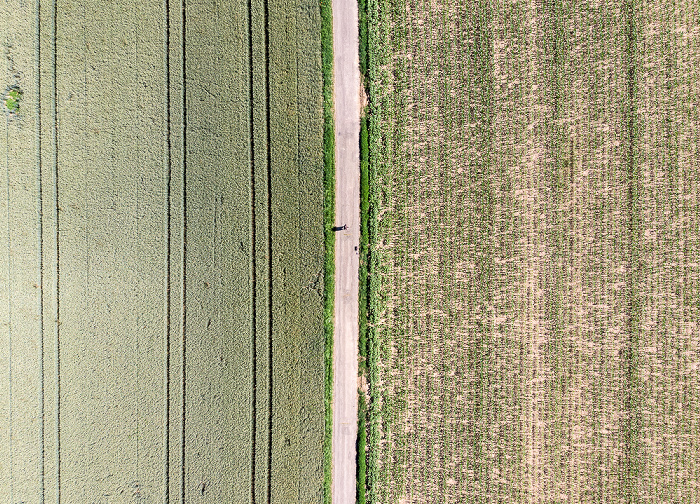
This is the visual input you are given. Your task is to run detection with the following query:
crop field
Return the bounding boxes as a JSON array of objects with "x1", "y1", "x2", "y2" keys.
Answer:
[
  {"x1": 364, "y1": 0, "x2": 700, "y2": 502},
  {"x1": 1, "y1": 0, "x2": 326, "y2": 503}
]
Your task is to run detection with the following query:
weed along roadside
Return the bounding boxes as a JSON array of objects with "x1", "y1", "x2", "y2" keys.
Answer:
[
  {"x1": 321, "y1": 0, "x2": 336, "y2": 502},
  {"x1": 356, "y1": 0, "x2": 370, "y2": 499}
]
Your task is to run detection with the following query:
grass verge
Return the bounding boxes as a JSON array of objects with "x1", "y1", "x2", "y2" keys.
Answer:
[
  {"x1": 320, "y1": 0, "x2": 335, "y2": 502},
  {"x1": 357, "y1": 0, "x2": 370, "y2": 499},
  {"x1": 357, "y1": 393, "x2": 367, "y2": 504},
  {"x1": 358, "y1": 0, "x2": 368, "y2": 77},
  {"x1": 357, "y1": 118, "x2": 369, "y2": 504},
  {"x1": 365, "y1": 0, "x2": 386, "y2": 501},
  {"x1": 359, "y1": 116, "x2": 369, "y2": 371}
]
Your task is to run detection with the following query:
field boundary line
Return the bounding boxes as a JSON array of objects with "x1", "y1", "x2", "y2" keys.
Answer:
[
  {"x1": 35, "y1": 0, "x2": 46, "y2": 499},
  {"x1": 264, "y1": 0, "x2": 273, "y2": 500},
  {"x1": 248, "y1": 0, "x2": 258, "y2": 499},
  {"x1": 163, "y1": 0, "x2": 172, "y2": 500},
  {"x1": 320, "y1": 0, "x2": 336, "y2": 503},
  {"x1": 52, "y1": 0, "x2": 60, "y2": 499},
  {"x1": 180, "y1": 0, "x2": 187, "y2": 501}
]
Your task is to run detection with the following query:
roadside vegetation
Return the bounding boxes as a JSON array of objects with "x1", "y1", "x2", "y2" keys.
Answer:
[
  {"x1": 3, "y1": 86, "x2": 21, "y2": 114},
  {"x1": 321, "y1": 0, "x2": 335, "y2": 502},
  {"x1": 357, "y1": 0, "x2": 370, "y2": 500}
]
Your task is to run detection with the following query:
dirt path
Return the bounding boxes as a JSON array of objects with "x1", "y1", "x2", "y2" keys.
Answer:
[{"x1": 331, "y1": 0, "x2": 361, "y2": 502}]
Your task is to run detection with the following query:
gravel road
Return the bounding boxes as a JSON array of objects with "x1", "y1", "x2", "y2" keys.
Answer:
[{"x1": 331, "y1": 0, "x2": 361, "y2": 502}]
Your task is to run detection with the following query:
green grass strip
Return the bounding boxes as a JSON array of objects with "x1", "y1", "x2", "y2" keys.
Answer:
[
  {"x1": 359, "y1": 0, "x2": 382, "y2": 498},
  {"x1": 365, "y1": 0, "x2": 384, "y2": 500},
  {"x1": 320, "y1": 0, "x2": 335, "y2": 502},
  {"x1": 359, "y1": 116, "x2": 369, "y2": 371},
  {"x1": 357, "y1": 0, "x2": 370, "y2": 497},
  {"x1": 357, "y1": 116, "x2": 369, "y2": 504},
  {"x1": 358, "y1": 0, "x2": 368, "y2": 77},
  {"x1": 357, "y1": 393, "x2": 367, "y2": 504}
]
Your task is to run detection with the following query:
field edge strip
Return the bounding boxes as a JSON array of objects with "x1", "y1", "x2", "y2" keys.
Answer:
[
  {"x1": 247, "y1": 0, "x2": 258, "y2": 499},
  {"x1": 320, "y1": 0, "x2": 335, "y2": 502},
  {"x1": 364, "y1": 0, "x2": 384, "y2": 501},
  {"x1": 163, "y1": 0, "x2": 172, "y2": 499},
  {"x1": 357, "y1": 0, "x2": 369, "y2": 499}
]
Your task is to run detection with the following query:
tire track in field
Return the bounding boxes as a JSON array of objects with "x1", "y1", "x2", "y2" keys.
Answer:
[
  {"x1": 249, "y1": 0, "x2": 273, "y2": 498},
  {"x1": 164, "y1": 0, "x2": 185, "y2": 499},
  {"x1": 265, "y1": 0, "x2": 273, "y2": 496},
  {"x1": 52, "y1": 0, "x2": 60, "y2": 496},
  {"x1": 48, "y1": 1, "x2": 60, "y2": 500},
  {"x1": 181, "y1": 2, "x2": 188, "y2": 501},
  {"x1": 248, "y1": 0, "x2": 258, "y2": 498},
  {"x1": 248, "y1": 0, "x2": 277, "y2": 499},
  {"x1": 35, "y1": 0, "x2": 46, "y2": 499},
  {"x1": 264, "y1": 0, "x2": 272, "y2": 500},
  {"x1": 163, "y1": 0, "x2": 172, "y2": 500}
]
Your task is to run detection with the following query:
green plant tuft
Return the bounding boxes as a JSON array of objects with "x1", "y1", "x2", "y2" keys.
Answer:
[
  {"x1": 357, "y1": 393, "x2": 367, "y2": 504},
  {"x1": 4, "y1": 87, "x2": 22, "y2": 114},
  {"x1": 320, "y1": 0, "x2": 336, "y2": 503}
]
